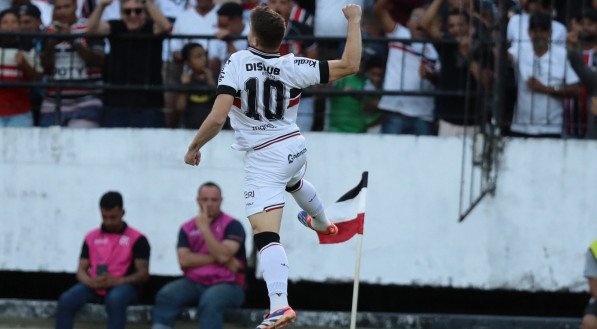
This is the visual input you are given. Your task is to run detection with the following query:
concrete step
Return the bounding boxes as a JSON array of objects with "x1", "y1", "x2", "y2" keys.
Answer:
[{"x1": 0, "y1": 298, "x2": 581, "y2": 329}]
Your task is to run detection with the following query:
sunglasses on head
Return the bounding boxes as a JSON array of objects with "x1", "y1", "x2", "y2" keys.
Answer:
[{"x1": 123, "y1": 8, "x2": 143, "y2": 15}]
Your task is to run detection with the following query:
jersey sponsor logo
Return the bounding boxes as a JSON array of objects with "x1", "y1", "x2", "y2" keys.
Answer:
[
  {"x1": 218, "y1": 59, "x2": 231, "y2": 83},
  {"x1": 245, "y1": 62, "x2": 280, "y2": 75},
  {"x1": 294, "y1": 59, "x2": 316, "y2": 67},
  {"x1": 54, "y1": 66, "x2": 88, "y2": 79},
  {"x1": 244, "y1": 190, "x2": 255, "y2": 199},
  {"x1": 119, "y1": 236, "x2": 130, "y2": 246},
  {"x1": 252, "y1": 123, "x2": 276, "y2": 131},
  {"x1": 189, "y1": 229, "x2": 202, "y2": 236},
  {"x1": 288, "y1": 148, "x2": 307, "y2": 164}
]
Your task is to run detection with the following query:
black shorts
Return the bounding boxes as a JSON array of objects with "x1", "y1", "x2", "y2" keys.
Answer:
[{"x1": 585, "y1": 299, "x2": 597, "y2": 316}]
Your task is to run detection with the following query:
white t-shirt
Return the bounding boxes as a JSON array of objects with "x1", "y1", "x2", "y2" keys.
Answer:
[
  {"x1": 378, "y1": 24, "x2": 438, "y2": 122},
  {"x1": 31, "y1": 0, "x2": 53, "y2": 26},
  {"x1": 156, "y1": 0, "x2": 195, "y2": 19},
  {"x1": 507, "y1": 13, "x2": 567, "y2": 47},
  {"x1": 207, "y1": 22, "x2": 250, "y2": 63},
  {"x1": 169, "y1": 5, "x2": 219, "y2": 54},
  {"x1": 314, "y1": 0, "x2": 363, "y2": 37},
  {"x1": 0, "y1": 0, "x2": 10, "y2": 11},
  {"x1": 158, "y1": 0, "x2": 195, "y2": 60},
  {"x1": 509, "y1": 43, "x2": 579, "y2": 135},
  {"x1": 217, "y1": 47, "x2": 329, "y2": 150}
]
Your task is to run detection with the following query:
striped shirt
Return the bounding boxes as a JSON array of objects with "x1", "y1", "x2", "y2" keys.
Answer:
[
  {"x1": 44, "y1": 18, "x2": 103, "y2": 99},
  {"x1": 0, "y1": 46, "x2": 41, "y2": 116}
]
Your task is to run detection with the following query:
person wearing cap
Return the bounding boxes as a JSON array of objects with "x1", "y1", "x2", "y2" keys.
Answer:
[
  {"x1": 11, "y1": 0, "x2": 52, "y2": 26},
  {"x1": 39, "y1": 0, "x2": 104, "y2": 127},
  {"x1": 17, "y1": 2, "x2": 41, "y2": 33}
]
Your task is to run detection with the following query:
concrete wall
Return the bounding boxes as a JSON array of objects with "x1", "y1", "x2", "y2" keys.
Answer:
[{"x1": 1, "y1": 128, "x2": 596, "y2": 292}]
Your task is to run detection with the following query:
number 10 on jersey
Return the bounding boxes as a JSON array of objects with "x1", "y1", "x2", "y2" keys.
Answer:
[{"x1": 244, "y1": 77, "x2": 286, "y2": 121}]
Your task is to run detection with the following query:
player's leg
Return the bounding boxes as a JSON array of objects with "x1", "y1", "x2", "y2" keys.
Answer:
[
  {"x1": 286, "y1": 176, "x2": 337, "y2": 235},
  {"x1": 244, "y1": 146, "x2": 296, "y2": 328},
  {"x1": 285, "y1": 139, "x2": 337, "y2": 235},
  {"x1": 250, "y1": 209, "x2": 296, "y2": 329}
]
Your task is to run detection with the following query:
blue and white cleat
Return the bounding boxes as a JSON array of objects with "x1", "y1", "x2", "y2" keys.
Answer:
[
  {"x1": 297, "y1": 211, "x2": 338, "y2": 236},
  {"x1": 255, "y1": 306, "x2": 296, "y2": 329}
]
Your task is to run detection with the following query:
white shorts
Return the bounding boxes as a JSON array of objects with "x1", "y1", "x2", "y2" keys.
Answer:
[{"x1": 243, "y1": 135, "x2": 307, "y2": 217}]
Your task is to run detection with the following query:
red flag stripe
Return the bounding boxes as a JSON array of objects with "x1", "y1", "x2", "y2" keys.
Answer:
[{"x1": 317, "y1": 213, "x2": 364, "y2": 244}]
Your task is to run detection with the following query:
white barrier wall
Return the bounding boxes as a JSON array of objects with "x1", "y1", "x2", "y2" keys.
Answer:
[{"x1": 1, "y1": 128, "x2": 597, "y2": 292}]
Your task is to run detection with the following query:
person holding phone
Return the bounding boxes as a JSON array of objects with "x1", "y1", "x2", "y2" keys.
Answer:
[{"x1": 55, "y1": 191, "x2": 151, "y2": 329}]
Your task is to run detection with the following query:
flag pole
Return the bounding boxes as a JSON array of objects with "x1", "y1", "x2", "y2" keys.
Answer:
[
  {"x1": 350, "y1": 172, "x2": 368, "y2": 329},
  {"x1": 349, "y1": 233, "x2": 363, "y2": 329}
]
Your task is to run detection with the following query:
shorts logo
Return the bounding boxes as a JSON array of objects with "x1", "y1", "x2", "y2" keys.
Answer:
[
  {"x1": 244, "y1": 190, "x2": 255, "y2": 199},
  {"x1": 288, "y1": 148, "x2": 307, "y2": 164}
]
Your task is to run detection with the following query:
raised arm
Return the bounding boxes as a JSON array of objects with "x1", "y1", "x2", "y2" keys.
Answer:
[
  {"x1": 420, "y1": 0, "x2": 443, "y2": 40},
  {"x1": 145, "y1": 0, "x2": 172, "y2": 34},
  {"x1": 373, "y1": 0, "x2": 396, "y2": 34},
  {"x1": 327, "y1": 4, "x2": 362, "y2": 82},
  {"x1": 87, "y1": 0, "x2": 112, "y2": 35}
]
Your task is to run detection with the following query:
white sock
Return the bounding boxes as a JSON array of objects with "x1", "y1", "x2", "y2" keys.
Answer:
[
  {"x1": 289, "y1": 179, "x2": 331, "y2": 231},
  {"x1": 259, "y1": 242, "x2": 289, "y2": 313}
]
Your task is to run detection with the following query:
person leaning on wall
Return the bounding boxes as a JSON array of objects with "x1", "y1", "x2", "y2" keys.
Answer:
[
  {"x1": 54, "y1": 191, "x2": 150, "y2": 329},
  {"x1": 582, "y1": 240, "x2": 597, "y2": 329}
]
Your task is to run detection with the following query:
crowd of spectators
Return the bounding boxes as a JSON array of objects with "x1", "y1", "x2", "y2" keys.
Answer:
[{"x1": 0, "y1": 0, "x2": 596, "y2": 139}]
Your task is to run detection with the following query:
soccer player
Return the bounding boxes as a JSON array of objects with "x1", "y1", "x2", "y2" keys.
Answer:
[{"x1": 184, "y1": 4, "x2": 362, "y2": 328}]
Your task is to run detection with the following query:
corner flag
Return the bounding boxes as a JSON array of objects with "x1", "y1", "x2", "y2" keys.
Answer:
[{"x1": 318, "y1": 172, "x2": 368, "y2": 244}]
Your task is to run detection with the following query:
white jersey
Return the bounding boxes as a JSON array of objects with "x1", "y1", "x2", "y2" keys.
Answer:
[
  {"x1": 508, "y1": 43, "x2": 579, "y2": 135},
  {"x1": 217, "y1": 47, "x2": 329, "y2": 150},
  {"x1": 378, "y1": 24, "x2": 438, "y2": 121}
]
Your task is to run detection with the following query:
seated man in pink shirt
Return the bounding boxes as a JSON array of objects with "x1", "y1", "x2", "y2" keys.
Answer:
[
  {"x1": 152, "y1": 182, "x2": 246, "y2": 329},
  {"x1": 55, "y1": 191, "x2": 150, "y2": 329}
]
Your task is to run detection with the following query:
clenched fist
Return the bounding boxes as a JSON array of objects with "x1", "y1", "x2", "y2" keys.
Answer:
[{"x1": 342, "y1": 4, "x2": 362, "y2": 22}]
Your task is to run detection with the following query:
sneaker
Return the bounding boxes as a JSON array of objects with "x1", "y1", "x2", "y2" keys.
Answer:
[
  {"x1": 297, "y1": 211, "x2": 338, "y2": 235},
  {"x1": 255, "y1": 306, "x2": 296, "y2": 329}
]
